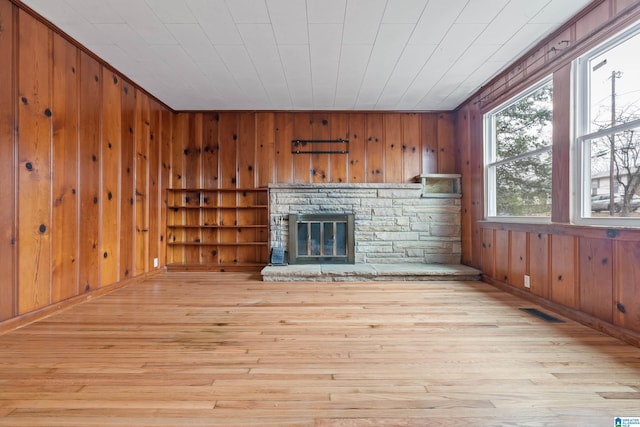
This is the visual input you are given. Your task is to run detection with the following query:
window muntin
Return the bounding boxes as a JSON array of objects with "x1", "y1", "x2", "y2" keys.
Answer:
[
  {"x1": 576, "y1": 22, "x2": 640, "y2": 223},
  {"x1": 485, "y1": 78, "x2": 553, "y2": 219}
]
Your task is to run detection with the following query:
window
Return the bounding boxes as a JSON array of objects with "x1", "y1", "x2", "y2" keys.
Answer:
[
  {"x1": 484, "y1": 78, "x2": 553, "y2": 219},
  {"x1": 575, "y1": 23, "x2": 640, "y2": 223}
]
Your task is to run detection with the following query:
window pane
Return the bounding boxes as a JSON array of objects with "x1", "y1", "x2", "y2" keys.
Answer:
[
  {"x1": 588, "y1": 31, "x2": 640, "y2": 133},
  {"x1": 495, "y1": 150, "x2": 552, "y2": 216},
  {"x1": 495, "y1": 83, "x2": 553, "y2": 161},
  {"x1": 587, "y1": 126, "x2": 640, "y2": 217}
]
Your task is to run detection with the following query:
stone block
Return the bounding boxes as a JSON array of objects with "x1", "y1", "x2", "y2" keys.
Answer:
[{"x1": 374, "y1": 231, "x2": 418, "y2": 241}]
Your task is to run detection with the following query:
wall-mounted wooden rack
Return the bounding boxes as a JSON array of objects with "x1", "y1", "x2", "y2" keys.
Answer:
[{"x1": 291, "y1": 139, "x2": 349, "y2": 154}]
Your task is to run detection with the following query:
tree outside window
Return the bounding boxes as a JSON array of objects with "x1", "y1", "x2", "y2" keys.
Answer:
[{"x1": 485, "y1": 79, "x2": 553, "y2": 218}]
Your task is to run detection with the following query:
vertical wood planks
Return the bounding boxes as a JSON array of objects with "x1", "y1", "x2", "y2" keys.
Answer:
[
  {"x1": 201, "y1": 113, "x2": 219, "y2": 264},
  {"x1": 529, "y1": 232, "x2": 549, "y2": 298},
  {"x1": 17, "y1": 10, "x2": 52, "y2": 313},
  {"x1": 613, "y1": 240, "x2": 640, "y2": 332},
  {"x1": 366, "y1": 114, "x2": 383, "y2": 182},
  {"x1": 402, "y1": 114, "x2": 421, "y2": 182},
  {"x1": 420, "y1": 114, "x2": 438, "y2": 174},
  {"x1": 135, "y1": 93, "x2": 150, "y2": 274},
  {"x1": 293, "y1": 113, "x2": 310, "y2": 183},
  {"x1": 310, "y1": 113, "x2": 330, "y2": 183},
  {"x1": 494, "y1": 230, "x2": 509, "y2": 283},
  {"x1": 120, "y1": 81, "x2": 136, "y2": 279},
  {"x1": 147, "y1": 100, "x2": 161, "y2": 271},
  {"x1": 437, "y1": 113, "x2": 455, "y2": 173},
  {"x1": 202, "y1": 113, "x2": 219, "y2": 188},
  {"x1": 0, "y1": 0, "x2": 16, "y2": 320},
  {"x1": 481, "y1": 228, "x2": 495, "y2": 279},
  {"x1": 550, "y1": 234, "x2": 578, "y2": 309},
  {"x1": 330, "y1": 113, "x2": 349, "y2": 183},
  {"x1": 78, "y1": 52, "x2": 101, "y2": 292},
  {"x1": 218, "y1": 113, "x2": 239, "y2": 265},
  {"x1": 256, "y1": 112, "x2": 274, "y2": 187},
  {"x1": 159, "y1": 108, "x2": 173, "y2": 267},
  {"x1": 51, "y1": 33, "x2": 79, "y2": 302},
  {"x1": 455, "y1": 107, "x2": 473, "y2": 265},
  {"x1": 579, "y1": 238, "x2": 613, "y2": 322},
  {"x1": 274, "y1": 113, "x2": 293, "y2": 183},
  {"x1": 238, "y1": 113, "x2": 257, "y2": 263},
  {"x1": 100, "y1": 71, "x2": 121, "y2": 286},
  {"x1": 383, "y1": 114, "x2": 403, "y2": 183},
  {"x1": 509, "y1": 231, "x2": 527, "y2": 288},
  {"x1": 348, "y1": 113, "x2": 366, "y2": 183}
]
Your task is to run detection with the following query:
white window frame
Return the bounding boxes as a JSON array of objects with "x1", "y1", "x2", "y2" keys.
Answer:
[
  {"x1": 574, "y1": 21, "x2": 640, "y2": 226},
  {"x1": 484, "y1": 76, "x2": 553, "y2": 223}
]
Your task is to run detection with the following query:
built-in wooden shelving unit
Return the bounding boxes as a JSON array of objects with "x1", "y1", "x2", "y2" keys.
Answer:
[{"x1": 166, "y1": 188, "x2": 269, "y2": 271}]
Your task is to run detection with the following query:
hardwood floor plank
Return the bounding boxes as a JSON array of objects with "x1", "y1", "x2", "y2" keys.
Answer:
[{"x1": 0, "y1": 272, "x2": 639, "y2": 426}]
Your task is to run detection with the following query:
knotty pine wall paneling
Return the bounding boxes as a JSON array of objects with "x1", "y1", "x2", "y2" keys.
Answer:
[
  {"x1": 420, "y1": 114, "x2": 438, "y2": 173},
  {"x1": 237, "y1": 112, "x2": 258, "y2": 263},
  {"x1": 134, "y1": 94, "x2": 150, "y2": 275},
  {"x1": 401, "y1": 114, "x2": 421, "y2": 183},
  {"x1": 509, "y1": 231, "x2": 527, "y2": 289},
  {"x1": 100, "y1": 71, "x2": 121, "y2": 287},
  {"x1": 494, "y1": 230, "x2": 510, "y2": 284},
  {"x1": 614, "y1": 240, "x2": 640, "y2": 333},
  {"x1": 436, "y1": 113, "x2": 456, "y2": 173},
  {"x1": 182, "y1": 113, "x2": 201, "y2": 265},
  {"x1": 147, "y1": 100, "x2": 161, "y2": 272},
  {"x1": 529, "y1": 232, "x2": 550, "y2": 299},
  {"x1": 78, "y1": 52, "x2": 102, "y2": 293},
  {"x1": 579, "y1": 238, "x2": 613, "y2": 323},
  {"x1": 256, "y1": 112, "x2": 275, "y2": 187},
  {"x1": 347, "y1": 113, "x2": 366, "y2": 182},
  {"x1": 51, "y1": 33, "x2": 79, "y2": 302},
  {"x1": 332, "y1": 114, "x2": 349, "y2": 183},
  {"x1": 455, "y1": 107, "x2": 473, "y2": 266},
  {"x1": 383, "y1": 113, "x2": 403, "y2": 183},
  {"x1": 365, "y1": 113, "x2": 384, "y2": 183},
  {"x1": 0, "y1": 0, "x2": 16, "y2": 321},
  {"x1": 159, "y1": 108, "x2": 173, "y2": 267},
  {"x1": 17, "y1": 9, "x2": 52, "y2": 313},
  {"x1": 550, "y1": 234, "x2": 578, "y2": 309},
  {"x1": 120, "y1": 82, "x2": 136, "y2": 280},
  {"x1": 293, "y1": 113, "x2": 311, "y2": 183},
  {"x1": 274, "y1": 112, "x2": 293, "y2": 183},
  {"x1": 201, "y1": 113, "x2": 219, "y2": 265},
  {"x1": 1, "y1": 0, "x2": 172, "y2": 330},
  {"x1": 310, "y1": 113, "x2": 330, "y2": 183},
  {"x1": 218, "y1": 113, "x2": 240, "y2": 265}
]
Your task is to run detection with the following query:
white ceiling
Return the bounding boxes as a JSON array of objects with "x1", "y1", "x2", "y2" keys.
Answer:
[{"x1": 21, "y1": 0, "x2": 593, "y2": 111}]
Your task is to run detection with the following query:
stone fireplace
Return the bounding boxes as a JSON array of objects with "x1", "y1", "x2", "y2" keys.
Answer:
[{"x1": 268, "y1": 182, "x2": 461, "y2": 265}]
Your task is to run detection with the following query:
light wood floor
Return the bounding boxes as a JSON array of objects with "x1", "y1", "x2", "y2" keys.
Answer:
[{"x1": 0, "y1": 272, "x2": 639, "y2": 426}]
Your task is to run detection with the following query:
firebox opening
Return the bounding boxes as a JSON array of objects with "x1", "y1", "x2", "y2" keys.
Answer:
[{"x1": 288, "y1": 213, "x2": 355, "y2": 264}]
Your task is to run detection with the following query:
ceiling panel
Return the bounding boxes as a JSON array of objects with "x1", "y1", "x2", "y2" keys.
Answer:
[{"x1": 20, "y1": 0, "x2": 596, "y2": 110}]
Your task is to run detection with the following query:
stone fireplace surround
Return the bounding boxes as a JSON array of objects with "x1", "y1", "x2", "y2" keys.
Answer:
[{"x1": 268, "y1": 183, "x2": 461, "y2": 265}]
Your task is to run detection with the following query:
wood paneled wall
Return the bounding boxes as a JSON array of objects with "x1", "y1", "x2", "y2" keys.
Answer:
[
  {"x1": 0, "y1": 1, "x2": 171, "y2": 324},
  {"x1": 170, "y1": 111, "x2": 456, "y2": 189},
  {"x1": 456, "y1": 0, "x2": 640, "y2": 342}
]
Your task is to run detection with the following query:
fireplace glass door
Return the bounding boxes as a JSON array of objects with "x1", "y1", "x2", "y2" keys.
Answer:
[{"x1": 288, "y1": 213, "x2": 354, "y2": 264}]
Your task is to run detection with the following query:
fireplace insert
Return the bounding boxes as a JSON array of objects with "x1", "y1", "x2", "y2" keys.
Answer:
[{"x1": 288, "y1": 213, "x2": 355, "y2": 264}]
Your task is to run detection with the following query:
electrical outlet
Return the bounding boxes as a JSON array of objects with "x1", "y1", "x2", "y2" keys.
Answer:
[
  {"x1": 153, "y1": 257, "x2": 159, "y2": 268},
  {"x1": 524, "y1": 274, "x2": 531, "y2": 288}
]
